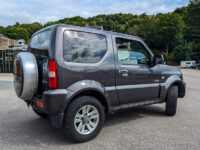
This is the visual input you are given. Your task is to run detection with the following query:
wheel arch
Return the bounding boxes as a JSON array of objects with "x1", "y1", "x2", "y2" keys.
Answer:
[
  {"x1": 61, "y1": 80, "x2": 112, "y2": 114},
  {"x1": 169, "y1": 81, "x2": 186, "y2": 98},
  {"x1": 161, "y1": 75, "x2": 186, "y2": 100},
  {"x1": 68, "y1": 89, "x2": 109, "y2": 113}
]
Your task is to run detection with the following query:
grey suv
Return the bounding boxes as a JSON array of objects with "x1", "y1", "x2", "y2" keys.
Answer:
[{"x1": 13, "y1": 24, "x2": 186, "y2": 143}]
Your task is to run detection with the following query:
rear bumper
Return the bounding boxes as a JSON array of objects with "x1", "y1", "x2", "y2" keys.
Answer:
[
  {"x1": 34, "y1": 89, "x2": 68, "y2": 128},
  {"x1": 42, "y1": 89, "x2": 67, "y2": 116}
]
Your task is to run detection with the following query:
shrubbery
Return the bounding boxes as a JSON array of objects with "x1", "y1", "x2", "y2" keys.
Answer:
[{"x1": 0, "y1": 0, "x2": 199, "y2": 63}]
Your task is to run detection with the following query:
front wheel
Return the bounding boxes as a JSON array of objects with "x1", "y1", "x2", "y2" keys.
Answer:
[
  {"x1": 63, "y1": 96, "x2": 105, "y2": 143},
  {"x1": 165, "y1": 85, "x2": 178, "y2": 116}
]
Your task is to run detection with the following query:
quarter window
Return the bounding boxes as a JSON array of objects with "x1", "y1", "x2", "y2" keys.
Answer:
[
  {"x1": 116, "y1": 38, "x2": 150, "y2": 65},
  {"x1": 63, "y1": 31, "x2": 107, "y2": 63}
]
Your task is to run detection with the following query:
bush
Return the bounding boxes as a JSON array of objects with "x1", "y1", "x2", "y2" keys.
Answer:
[{"x1": 171, "y1": 45, "x2": 186, "y2": 62}]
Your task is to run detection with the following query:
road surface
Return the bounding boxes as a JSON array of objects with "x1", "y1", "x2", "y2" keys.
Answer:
[{"x1": 0, "y1": 69, "x2": 200, "y2": 150}]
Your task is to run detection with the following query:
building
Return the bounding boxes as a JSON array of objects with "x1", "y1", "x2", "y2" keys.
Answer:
[{"x1": 0, "y1": 34, "x2": 17, "y2": 50}]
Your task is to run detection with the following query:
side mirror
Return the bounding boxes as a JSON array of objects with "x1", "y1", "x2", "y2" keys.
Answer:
[{"x1": 153, "y1": 54, "x2": 165, "y2": 65}]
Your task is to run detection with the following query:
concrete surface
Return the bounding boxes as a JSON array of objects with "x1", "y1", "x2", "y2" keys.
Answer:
[{"x1": 0, "y1": 69, "x2": 200, "y2": 150}]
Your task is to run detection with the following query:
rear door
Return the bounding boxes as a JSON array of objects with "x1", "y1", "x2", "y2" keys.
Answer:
[
  {"x1": 112, "y1": 35, "x2": 160, "y2": 104},
  {"x1": 28, "y1": 29, "x2": 52, "y2": 94}
]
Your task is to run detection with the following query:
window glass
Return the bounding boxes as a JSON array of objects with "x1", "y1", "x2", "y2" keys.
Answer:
[
  {"x1": 63, "y1": 31, "x2": 107, "y2": 63},
  {"x1": 116, "y1": 38, "x2": 150, "y2": 65},
  {"x1": 30, "y1": 30, "x2": 51, "y2": 50}
]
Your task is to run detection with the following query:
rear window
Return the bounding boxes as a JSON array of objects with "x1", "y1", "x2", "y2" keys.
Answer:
[
  {"x1": 63, "y1": 30, "x2": 107, "y2": 63},
  {"x1": 30, "y1": 30, "x2": 51, "y2": 50}
]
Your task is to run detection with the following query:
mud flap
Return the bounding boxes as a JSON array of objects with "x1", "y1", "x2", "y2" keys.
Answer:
[{"x1": 50, "y1": 113, "x2": 64, "y2": 128}]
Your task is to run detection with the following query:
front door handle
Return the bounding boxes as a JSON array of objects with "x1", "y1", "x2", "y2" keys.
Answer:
[{"x1": 119, "y1": 70, "x2": 128, "y2": 76}]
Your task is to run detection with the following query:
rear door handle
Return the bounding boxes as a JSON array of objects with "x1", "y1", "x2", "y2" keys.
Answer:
[{"x1": 119, "y1": 70, "x2": 128, "y2": 76}]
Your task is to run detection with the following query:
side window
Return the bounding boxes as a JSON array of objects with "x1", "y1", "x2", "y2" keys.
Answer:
[
  {"x1": 30, "y1": 30, "x2": 51, "y2": 50},
  {"x1": 63, "y1": 31, "x2": 107, "y2": 63},
  {"x1": 116, "y1": 38, "x2": 150, "y2": 65}
]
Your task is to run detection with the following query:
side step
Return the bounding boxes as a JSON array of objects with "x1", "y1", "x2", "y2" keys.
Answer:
[{"x1": 111, "y1": 99, "x2": 164, "y2": 113}]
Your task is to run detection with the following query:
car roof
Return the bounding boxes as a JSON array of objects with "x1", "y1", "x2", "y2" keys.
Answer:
[{"x1": 33, "y1": 24, "x2": 141, "y2": 40}]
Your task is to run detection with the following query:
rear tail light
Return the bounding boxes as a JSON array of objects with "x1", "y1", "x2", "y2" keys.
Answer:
[{"x1": 48, "y1": 60, "x2": 57, "y2": 88}]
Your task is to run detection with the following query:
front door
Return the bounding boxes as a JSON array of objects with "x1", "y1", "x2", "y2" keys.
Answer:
[{"x1": 113, "y1": 36, "x2": 160, "y2": 104}]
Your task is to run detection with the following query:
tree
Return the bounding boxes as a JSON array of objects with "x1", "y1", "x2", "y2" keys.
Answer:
[
  {"x1": 116, "y1": 24, "x2": 126, "y2": 33},
  {"x1": 126, "y1": 15, "x2": 160, "y2": 51},
  {"x1": 182, "y1": 0, "x2": 200, "y2": 61},
  {"x1": 44, "y1": 21, "x2": 60, "y2": 27},
  {"x1": 184, "y1": 0, "x2": 200, "y2": 42},
  {"x1": 14, "y1": 22, "x2": 20, "y2": 26},
  {"x1": 0, "y1": 26, "x2": 4, "y2": 34},
  {"x1": 171, "y1": 45, "x2": 186, "y2": 62},
  {"x1": 154, "y1": 13, "x2": 185, "y2": 55},
  {"x1": 174, "y1": 7, "x2": 187, "y2": 16},
  {"x1": 70, "y1": 16, "x2": 85, "y2": 22},
  {"x1": 0, "y1": 3, "x2": 198, "y2": 63},
  {"x1": 184, "y1": 41, "x2": 200, "y2": 61},
  {"x1": 20, "y1": 22, "x2": 42, "y2": 38},
  {"x1": 2, "y1": 26, "x2": 29, "y2": 42}
]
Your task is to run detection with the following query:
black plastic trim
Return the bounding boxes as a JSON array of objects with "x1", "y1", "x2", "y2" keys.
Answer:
[
  {"x1": 111, "y1": 98, "x2": 164, "y2": 113},
  {"x1": 42, "y1": 89, "x2": 67, "y2": 116},
  {"x1": 50, "y1": 113, "x2": 64, "y2": 128}
]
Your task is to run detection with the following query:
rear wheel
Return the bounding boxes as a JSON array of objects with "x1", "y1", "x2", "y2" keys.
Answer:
[
  {"x1": 165, "y1": 85, "x2": 178, "y2": 116},
  {"x1": 63, "y1": 96, "x2": 105, "y2": 143}
]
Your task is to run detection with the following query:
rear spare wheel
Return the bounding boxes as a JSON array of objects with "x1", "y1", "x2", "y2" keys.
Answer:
[{"x1": 13, "y1": 52, "x2": 38, "y2": 100}]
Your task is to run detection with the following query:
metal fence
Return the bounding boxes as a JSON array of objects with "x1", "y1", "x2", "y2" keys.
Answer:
[{"x1": 0, "y1": 50, "x2": 25, "y2": 73}]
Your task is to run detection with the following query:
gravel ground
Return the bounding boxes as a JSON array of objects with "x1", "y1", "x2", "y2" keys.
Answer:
[{"x1": 0, "y1": 69, "x2": 200, "y2": 150}]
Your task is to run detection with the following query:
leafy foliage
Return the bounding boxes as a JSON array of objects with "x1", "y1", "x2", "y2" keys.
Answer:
[
  {"x1": 0, "y1": 0, "x2": 200, "y2": 63},
  {"x1": 19, "y1": 22, "x2": 43, "y2": 39},
  {"x1": 2, "y1": 26, "x2": 29, "y2": 42},
  {"x1": 0, "y1": 26, "x2": 4, "y2": 34}
]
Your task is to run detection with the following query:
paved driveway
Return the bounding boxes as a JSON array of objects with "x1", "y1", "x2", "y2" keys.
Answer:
[{"x1": 0, "y1": 69, "x2": 200, "y2": 150}]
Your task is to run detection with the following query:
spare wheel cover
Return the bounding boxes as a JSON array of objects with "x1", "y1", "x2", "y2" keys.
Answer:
[{"x1": 14, "y1": 52, "x2": 38, "y2": 100}]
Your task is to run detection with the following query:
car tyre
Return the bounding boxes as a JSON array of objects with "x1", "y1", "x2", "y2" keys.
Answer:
[
  {"x1": 165, "y1": 85, "x2": 178, "y2": 116},
  {"x1": 63, "y1": 96, "x2": 105, "y2": 143}
]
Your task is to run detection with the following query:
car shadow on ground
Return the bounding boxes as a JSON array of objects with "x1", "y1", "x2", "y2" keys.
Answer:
[
  {"x1": 0, "y1": 105, "x2": 165, "y2": 146},
  {"x1": 104, "y1": 105, "x2": 165, "y2": 127}
]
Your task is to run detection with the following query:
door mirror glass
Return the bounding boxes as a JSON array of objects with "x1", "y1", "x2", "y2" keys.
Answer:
[{"x1": 153, "y1": 55, "x2": 165, "y2": 65}]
